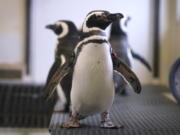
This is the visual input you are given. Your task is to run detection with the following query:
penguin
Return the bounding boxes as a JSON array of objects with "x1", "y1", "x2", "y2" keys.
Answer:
[
  {"x1": 109, "y1": 17, "x2": 152, "y2": 95},
  {"x1": 44, "y1": 20, "x2": 79, "y2": 112},
  {"x1": 44, "y1": 10, "x2": 141, "y2": 128}
]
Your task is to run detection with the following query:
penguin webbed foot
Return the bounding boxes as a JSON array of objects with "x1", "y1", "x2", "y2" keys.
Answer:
[
  {"x1": 60, "y1": 121, "x2": 80, "y2": 128},
  {"x1": 100, "y1": 111, "x2": 124, "y2": 129},
  {"x1": 100, "y1": 120, "x2": 124, "y2": 129},
  {"x1": 60, "y1": 111, "x2": 81, "y2": 128}
]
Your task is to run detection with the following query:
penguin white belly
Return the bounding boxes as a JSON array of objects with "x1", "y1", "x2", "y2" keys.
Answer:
[{"x1": 71, "y1": 43, "x2": 114, "y2": 116}]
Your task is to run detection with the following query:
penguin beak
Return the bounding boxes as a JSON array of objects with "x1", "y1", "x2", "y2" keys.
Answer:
[
  {"x1": 107, "y1": 13, "x2": 124, "y2": 22},
  {"x1": 46, "y1": 24, "x2": 56, "y2": 30}
]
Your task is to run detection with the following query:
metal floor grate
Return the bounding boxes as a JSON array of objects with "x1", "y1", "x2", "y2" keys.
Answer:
[
  {"x1": 0, "y1": 82, "x2": 55, "y2": 128},
  {"x1": 50, "y1": 85, "x2": 180, "y2": 135}
]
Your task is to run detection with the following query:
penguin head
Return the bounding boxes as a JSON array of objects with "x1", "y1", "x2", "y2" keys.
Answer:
[
  {"x1": 82, "y1": 10, "x2": 124, "y2": 32},
  {"x1": 46, "y1": 20, "x2": 78, "y2": 38}
]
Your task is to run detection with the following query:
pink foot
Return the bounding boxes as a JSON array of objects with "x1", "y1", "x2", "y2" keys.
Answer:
[
  {"x1": 100, "y1": 111, "x2": 124, "y2": 129},
  {"x1": 60, "y1": 111, "x2": 80, "y2": 128},
  {"x1": 61, "y1": 121, "x2": 80, "y2": 128},
  {"x1": 101, "y1": 120, "x2": 124, "y2": 129}
]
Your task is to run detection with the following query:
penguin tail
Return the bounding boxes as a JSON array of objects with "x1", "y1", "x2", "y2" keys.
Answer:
[{"x1": 131, "y1": 49, "x2": 152, "y2": 72}]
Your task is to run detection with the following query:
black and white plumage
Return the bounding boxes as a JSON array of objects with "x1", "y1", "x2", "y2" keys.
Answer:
[
  {"x1": 109, "y1": 17, "x2": 151, "y2": 95},
  {"x1": 44, "y1": 20, "x2": 79, "y2": 112},
  {"x1": 44, "y1": 10, "x2": 141, "y2": 128}
]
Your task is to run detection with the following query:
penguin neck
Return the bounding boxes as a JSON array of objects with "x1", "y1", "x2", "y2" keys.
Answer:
[
  {"x1": 67, "y1": 25, "x2": 79, "y2": 37},
  {"x1": 80, "y1": 30, "x2": 106, "y2": 40},
  {"x1": 110, "y1": 20, "x2": 126, "y2": 36},
  {"x1": 58, "y1": 30, "x2": 79, "y2": 40},
  {"x1": 74, "y1": 30, "x2": 108, "y2": 55}
]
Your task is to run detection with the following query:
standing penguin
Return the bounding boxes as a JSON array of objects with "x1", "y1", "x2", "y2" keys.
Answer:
[
  {"x1": 109, "y1": 17, "x2": 152, "y2": 95},
  {"x1": 44, "y1": 10, "x2": 141, "y2": 128},
  {"x1": 45, "y1": 20, "x2": 79, "y2": 112}
]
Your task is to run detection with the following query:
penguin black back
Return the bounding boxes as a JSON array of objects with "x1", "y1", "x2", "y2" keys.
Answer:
[
  {"x1": 109, "y1": 17, "x2": 151, "y2": 95},
  {"x1": 45, "y1": 20, "x2": 79, "y2": 84},
  {"x1": 109, "y1": 17, "x2": 152, "y2": 70},
  {"x1": 109, "y1": 18, "x2": 131, "y2": 66},
  {"x1": 45, "y1": 20, "x2": 79, "y2": 112}
]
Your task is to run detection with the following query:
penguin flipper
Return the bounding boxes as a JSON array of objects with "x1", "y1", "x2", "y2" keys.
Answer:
[
  {"x1": 112, "y1": 55, "x2": 141, "y2": 94},
  {"x1": 131, "y1": 49, "x2": 152, "y2": 72},
  {"x1": 44, "y1": 61, "x2": 73, "y2": 100}
]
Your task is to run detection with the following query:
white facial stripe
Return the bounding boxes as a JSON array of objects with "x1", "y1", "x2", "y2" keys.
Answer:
[
  {"x1": 56, "y1": 22, "x2": 69, "y2": 38},
  {"x1": 82, "y1": 11, "x2": 104, "y2": 32},
  {"x1": 60, "y1": 54, "x2": 66, "y2": 65},
  {"x1": 83, "y1": 27, "x2": 102, "y2": 33},
  {"x1": 74, "y1": 35, "x2": 108, "y2": 54}
]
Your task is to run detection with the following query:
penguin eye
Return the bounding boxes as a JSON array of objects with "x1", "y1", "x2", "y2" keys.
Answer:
[{"x1": 96, "y1": 15, "x2": 101, "y2": 18}]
